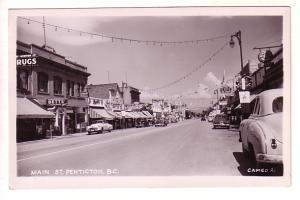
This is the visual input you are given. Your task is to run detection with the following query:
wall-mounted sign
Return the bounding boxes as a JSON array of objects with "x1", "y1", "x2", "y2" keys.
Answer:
[
  {"x1": 47, "y1": 99, "x2": 68, "y2": 106},
  {"x1": 17, "y1": 55, "x2": 38, "y2": 67},
  {"x1": 88, "y1": 97, "x2": 106, "y2": 107}
]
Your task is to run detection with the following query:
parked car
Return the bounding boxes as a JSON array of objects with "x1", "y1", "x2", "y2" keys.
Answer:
[
  {"x1": 155, "y1": 118, "x2": 168, "y2": 127},
  {"x1": 208, "y1": 114, "x2": 214, "y2": 122},
  {"x1": 87, "y1": 120, "x2": 113, "y2": 134},
  {"x1": 239, "y1": 89, "x2": 283, "y2": 166},
  {"x1": 201, "y1": 115, "x2": 206, "y2": 121},
  {"x1": 135, "y1": 120, "x2": 145, "y2": 128},
  {"x1": 169, "y1": 115, "x2": 178, "y2": 123},
  {"x1": 212, "y1": 114, "x2": 230, "y2": 129}
]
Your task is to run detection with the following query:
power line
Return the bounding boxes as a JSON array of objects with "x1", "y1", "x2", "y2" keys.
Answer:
[
  {"x1": 141, "y1": 42, "x2": 228, "y2": 92},
  {"x1": 18, "y1": 16, "x2": 229, "y2": 47}
]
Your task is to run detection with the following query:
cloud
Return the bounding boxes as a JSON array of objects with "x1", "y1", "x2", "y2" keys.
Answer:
[
  {"x1": 188, "y1": 83, "x2": 211, "y2": 99},
  {"x1": 204, "y1": 72, "x2": 221, "y2": 86}
]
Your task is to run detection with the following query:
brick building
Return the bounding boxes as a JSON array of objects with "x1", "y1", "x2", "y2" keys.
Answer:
[{"x1": 16, "y1": 41, "x2": 90, "y2": 141}]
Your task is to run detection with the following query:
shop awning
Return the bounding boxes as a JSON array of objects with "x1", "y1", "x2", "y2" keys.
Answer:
[
  {"x1": 142, "y1": 111, "x2": 153, "y2": 118},
  {"x1": 132, "y1": 112, "x2": 142, "y2": 118},
  {"x1": 89, "y1": 108, "x2": 114, "y2": 120},
  {"x1": 107, "y1": 110, "x2": 122, "y2": 119},
  {"x1": 17, "y1": 97, "x2": 55, "y2": 119},
  {"x1": 127, "y1": 112, "x2": 138, "y2": 119},
  {"x1": 114, "y1": 111, "x2": 133, "y2": 119},
  {"x1": 235, "y1": 95, "x2": 257, "y2": 110},
  {"x1": 137, "y1": 111, "x2": 147, "y2": 118}
]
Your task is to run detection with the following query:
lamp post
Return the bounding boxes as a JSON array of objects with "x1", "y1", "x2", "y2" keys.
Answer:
[{"x1": 230, "y1": 30, "x2": 243, "y2": 73}]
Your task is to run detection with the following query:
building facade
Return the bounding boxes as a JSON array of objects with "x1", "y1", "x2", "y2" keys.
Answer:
[
  {"x1": 17, "y1": 41, "x2": 90, "y2": 141},
  {"x1": 121, "y1": 82, "x2": 141, "y2": 106}
]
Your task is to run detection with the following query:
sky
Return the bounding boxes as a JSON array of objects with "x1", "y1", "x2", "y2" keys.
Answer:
[{"x1": 17, "y1": 15, "x2": 282, "y2": 109}]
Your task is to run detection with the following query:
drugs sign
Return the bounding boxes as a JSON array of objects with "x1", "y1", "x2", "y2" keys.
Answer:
[
  {"x1": 16, "y1": 55, "x2": 38, "y2": 67},
  {"x1": 239, "y1": 91, "x2": 250, "y2": 103}
]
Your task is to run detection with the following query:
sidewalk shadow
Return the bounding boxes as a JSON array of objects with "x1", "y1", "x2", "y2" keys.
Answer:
[{"x1": 233, "y1": 152, "x2": 283, "y2": 176}]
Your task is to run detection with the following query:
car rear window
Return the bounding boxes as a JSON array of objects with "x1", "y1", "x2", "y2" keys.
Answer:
[{"x1": 272, "y1": 96, "x2": 283, "y2": 113}]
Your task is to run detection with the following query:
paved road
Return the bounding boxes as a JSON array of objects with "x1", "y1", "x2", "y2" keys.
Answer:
[{"x1": 17, "y1": 119, "x2": 249, "y2": 176}]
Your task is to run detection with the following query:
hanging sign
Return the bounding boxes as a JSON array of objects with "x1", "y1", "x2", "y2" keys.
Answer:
[
  {"x1": 239, "y1": 91, "x2": 250, "y2": 103},
  {"x1": 258, "y1": 49, "x2": 273, "y2": 63}
]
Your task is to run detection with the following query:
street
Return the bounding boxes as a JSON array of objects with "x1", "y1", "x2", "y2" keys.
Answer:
[{"x1": 17, "y1": 119, "x2": 257, "y2": 176}]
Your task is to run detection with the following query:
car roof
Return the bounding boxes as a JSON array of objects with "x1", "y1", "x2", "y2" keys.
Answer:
[{"x1": 256, "y1": 89, "x2": 283, "y2": 115}]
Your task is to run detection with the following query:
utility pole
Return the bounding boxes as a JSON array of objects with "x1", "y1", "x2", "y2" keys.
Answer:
[
  {"x1": 107, "y1": 70, "x2": 110, "y2": 83},
  {"x1": 42, "y1": 16, "x2": 47, "y2": 47}
]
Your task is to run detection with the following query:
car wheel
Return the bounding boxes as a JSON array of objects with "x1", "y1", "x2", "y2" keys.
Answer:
[
  {"x1": 248, "y1": 143, "x2": 257, "y2": 166},
  {"x1": 242, "y1": 144, "x2": 250, "y2": 157}
]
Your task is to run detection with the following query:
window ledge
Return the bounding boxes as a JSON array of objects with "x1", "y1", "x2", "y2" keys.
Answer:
[
  {"x1": 38, "y1": 91, "x2": 50, "y2": 95},
  {"x1": 54, "y1": 94, "x2": 64, "y2": 97}
]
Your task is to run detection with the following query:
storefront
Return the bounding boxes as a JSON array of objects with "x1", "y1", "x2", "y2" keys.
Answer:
[
  {"x1": 46, "y1": 98, "x2": 89, "y2": 135},
  {"x1": 16, "y1": 41, "x2": 91, "y2": 139},
  {"x1": 17, "y1": 97, "x2": 54, "y2": 142}
]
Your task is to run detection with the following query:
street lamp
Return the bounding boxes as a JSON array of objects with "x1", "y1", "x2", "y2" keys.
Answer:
[{"x1": 230, "y1": 30, "x2": 244, "y2": 72}]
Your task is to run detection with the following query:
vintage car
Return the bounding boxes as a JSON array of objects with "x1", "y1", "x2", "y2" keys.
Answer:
[
  {"x1": 135, "y1": 120, "x2": 145, "y2": 128},
  {"x1": 201, "y1": 115, "x2": 206, "y2": 121},
  {"x1": 155, "y1": 118, "x2": 168, "y2": 127},
  {"x1": 239, "y1": 89, "x2": 283, "y2": 166},
  {"x1": 87, "y1": 120, "x2": 113, "y2": 134},
  {"x1": 213, "y1": 114, "x2": 230, "y2": 129},
  {"x1": 207, "y1": 114, "x2": 214, "y2": 122}
]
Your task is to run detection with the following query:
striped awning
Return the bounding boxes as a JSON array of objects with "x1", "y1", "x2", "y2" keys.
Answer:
[
  {"x1": 137, "y1": 111, "x2": 148, "y2": 118},
  {"x1": 89, "y1": 108, "x2": 114, "y2": 120},
  {"x1": 142, "y1": 111, "x2": 153, "y2": 118}
]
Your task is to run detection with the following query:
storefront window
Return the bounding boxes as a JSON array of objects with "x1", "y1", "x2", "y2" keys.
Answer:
[
  {"x1": 54, "y1": 76, "x2": 62, "y2": 95},
  {"x1": 38, "y1": 72, "x2": 48, "y2": 93},
  {"x1": 17, "y1": 69, "x2": 28, "y2": 90}
]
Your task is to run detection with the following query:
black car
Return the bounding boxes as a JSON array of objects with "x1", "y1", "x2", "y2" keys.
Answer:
[
  {"x1": 201, "y1": 116, "x2": 206, "y2": 121},
  {"x1": 155, "y1": 118, "x2": 168, "y2": 127}
]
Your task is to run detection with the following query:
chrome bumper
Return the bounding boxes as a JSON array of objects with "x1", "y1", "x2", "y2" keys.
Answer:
[{"x1": 256, "y1": 153, "x2": 283, "y2": 164}]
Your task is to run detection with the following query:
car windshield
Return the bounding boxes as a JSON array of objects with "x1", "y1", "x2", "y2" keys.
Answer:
[
  {"x1": 272, "y1": 96, "x2": 283, "y2": 113},
  {"x1": 214, "y1": 115, "x2": 228, "y2": 121}
]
